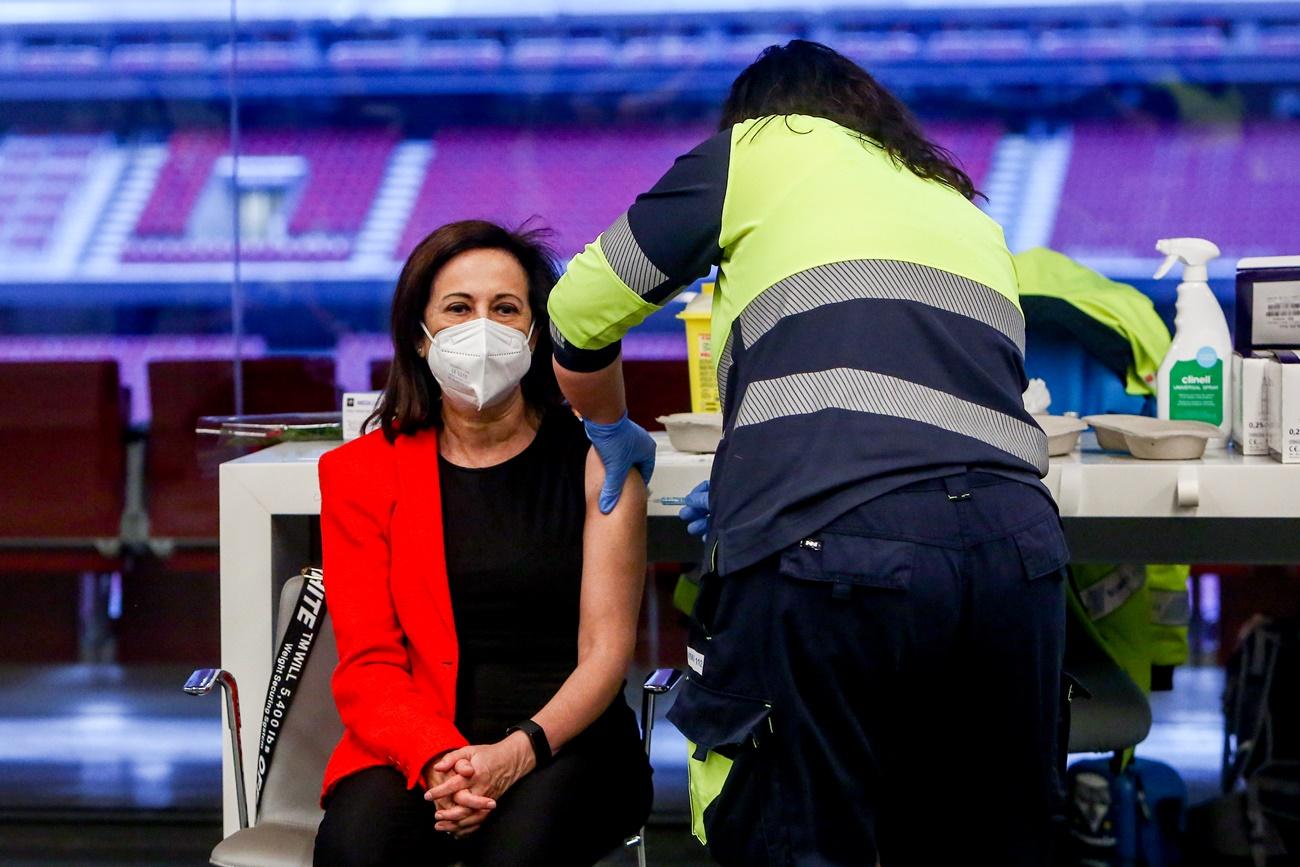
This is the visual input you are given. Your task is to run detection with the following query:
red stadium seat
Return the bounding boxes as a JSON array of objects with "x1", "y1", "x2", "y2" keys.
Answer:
[
  {"x1": 120, "y1": 358, "x2": 337, "y2": 663},
  {"x1": 0, "y1": 361, "x2": 127, "y2": 573},
  {"x1": 145, "y1": 357, "x2": 338, "y2": 549},
  {"x1": 0, "y1": 361, "x2": 127, "y2": 662}
]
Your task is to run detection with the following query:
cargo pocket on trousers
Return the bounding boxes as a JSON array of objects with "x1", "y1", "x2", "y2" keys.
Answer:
[
  {"x1": 778, "y1": 532, "x2": 914, "y2": 598},
  {"x1": 665, "y1": 677, "x2": 773, "y2": 852},
  {"x1": 1013, "y1": 512, "x2": 1071, "y2": 581}
]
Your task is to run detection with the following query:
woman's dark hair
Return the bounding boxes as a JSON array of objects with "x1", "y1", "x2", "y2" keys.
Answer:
[
  {"x1": 720, "y1": 40, "x2": 981, "y2": 201},
  {"x1": 369, "y1": 219, "x2": 563, "y2": 441}
]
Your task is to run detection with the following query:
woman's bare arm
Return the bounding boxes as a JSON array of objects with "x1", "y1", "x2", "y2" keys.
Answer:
[{"x1": 530, "y1": 446, "x2": 647, "y2": 752}]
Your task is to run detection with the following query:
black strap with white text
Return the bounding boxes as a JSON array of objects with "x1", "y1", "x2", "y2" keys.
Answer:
[{"x1": 256, "y1": 567, "x2": 326, "y2": 805}]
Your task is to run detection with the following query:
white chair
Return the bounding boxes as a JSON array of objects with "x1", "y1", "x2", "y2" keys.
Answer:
[{"x1": 185, "y1": 573, "x2": 681, "y2": 866}]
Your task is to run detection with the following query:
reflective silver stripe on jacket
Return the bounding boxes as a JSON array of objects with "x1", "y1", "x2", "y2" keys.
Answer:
[
  {"x1": 549, "y1": 319, "x2": 570, "y2": 353},
  {"x1": 715, "y1": 258, "x2": 1024, "y2": 412},
  {"x1": 739, "y1": 258, "x2": 1025, "y2": 354},
  {"x1": 1079, "y1": 564, "x2": 1146, "y2": 622},
  {"x1": 1150, "y1": 588, "x2": 1192, "y2": 627},
  {"x1": 599, "y1": 211, "x2": 668, "y2": 298},
  {"x1": 718, "y1": 329, "x2": 735, "y2": 410},
  {"x1": 734, "y1": 367, "x2": 1049, "y2": 473}
]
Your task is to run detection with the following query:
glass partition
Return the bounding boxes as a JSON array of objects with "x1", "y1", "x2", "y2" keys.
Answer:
[{"x1": 2, "y1": 0, "x2": 1298, "y2": 852}]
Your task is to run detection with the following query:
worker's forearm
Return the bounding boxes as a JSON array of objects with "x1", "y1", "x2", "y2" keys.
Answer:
[{"x1": 554, "y1": 357, "x2": 626, "y2": 424}]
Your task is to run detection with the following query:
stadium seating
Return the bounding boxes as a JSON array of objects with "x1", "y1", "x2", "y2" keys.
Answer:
[
  {"x1": 146, "y1": 357, "x2": 338, "y2": 551},
  {"x1": 126, "y1": 128, "x2": 396, "y2": 262},
  {"x1": 0, "y1": 135, "x2": 102, "y2": 258},
  {"x1": 927, "y1": 121, "x2": 1001, "y2": 190},
  {"x1": 0, "y1": 336, "x2": 268, "y2": 424},
  {"x1": 0, "y1": 361, "x2": 127, "y2": 574},
  {"x1": 396, "y1": 125, "x2": 714, "y2": 259},
  {"x1": 113, "y1": 121, "x2": 1001, "y2": 266},
  {"x1": 1052, "y1": 121, "x2": 1300, "y2": 259},
  {"x1": 2, "y1": 118, "x2": 1295, "y2": 270},
  {"x1": 8, "y1": 11, "x2": 1296, "y2": 88}
]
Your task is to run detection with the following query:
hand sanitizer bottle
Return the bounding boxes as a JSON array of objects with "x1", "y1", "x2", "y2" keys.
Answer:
[{"x1": 1154, "y1": 238, "x2": 1232, "y2": 446}]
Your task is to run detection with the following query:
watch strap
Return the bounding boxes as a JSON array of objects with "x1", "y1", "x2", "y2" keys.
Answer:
[{"x1": 506, "y1": 719, "x2": 552, "y2": 768}]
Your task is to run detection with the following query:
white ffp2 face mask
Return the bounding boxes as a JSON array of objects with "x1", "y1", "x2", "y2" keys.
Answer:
[{"x1": 422, "y1": 318, "x2": 534, "y2": 410}]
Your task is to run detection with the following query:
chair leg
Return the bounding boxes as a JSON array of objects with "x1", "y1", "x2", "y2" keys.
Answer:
[
  {"x1": 637, "y1": 690, "x2": 656, "y2": 866},
  {"x1": 640, "y1": 691, "x2": 656, "y2": 758},
  {"x1": 184, "y1": 668, "x2": 250, "y2": 829},
  {"x1": 636, "y1": 669, "x2": 682, "y2": 867}
]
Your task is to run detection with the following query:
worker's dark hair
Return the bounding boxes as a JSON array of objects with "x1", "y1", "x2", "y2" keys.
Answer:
[
  {"x1": 369, "y1": 219, "x2": 563, "y2": 442},
  {"x1": 720, "y1": 40, "x2": 981, "y2": 201}
]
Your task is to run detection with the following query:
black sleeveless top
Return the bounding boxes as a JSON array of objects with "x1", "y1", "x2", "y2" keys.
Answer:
[{"x1": 438, "y1": 407, "x2": 591, "y2": 745}]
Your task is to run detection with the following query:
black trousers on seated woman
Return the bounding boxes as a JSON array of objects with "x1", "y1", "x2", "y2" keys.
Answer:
[{"x1": 314, "y1": 701, "x2": 652, "y2": 867}]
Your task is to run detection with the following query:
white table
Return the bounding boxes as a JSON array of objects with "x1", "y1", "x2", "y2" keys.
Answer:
[{"x1": 216, "y1": 432, "x2": 1300, "y2": 833}]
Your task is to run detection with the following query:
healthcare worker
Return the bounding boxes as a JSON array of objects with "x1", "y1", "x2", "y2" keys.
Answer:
[{"x1": 548, "y1": 41, "x2": 1070, "y2": 866}]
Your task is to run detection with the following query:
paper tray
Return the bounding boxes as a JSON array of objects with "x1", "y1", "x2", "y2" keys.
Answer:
[
  {"x1": 656, "y1": 412, "x2": 724, "y2": 454},
  {"x1": 1082, "y1": 414, "x2": 1219, "y2": 460},
  {"x1": 1035, "y1": 414, "x2": 1088, "y2": 457}
]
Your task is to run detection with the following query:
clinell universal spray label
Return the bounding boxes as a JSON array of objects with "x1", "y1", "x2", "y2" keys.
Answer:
[{"x1": 1169, "y1": 346, "x2": 1224, "y2": 425}]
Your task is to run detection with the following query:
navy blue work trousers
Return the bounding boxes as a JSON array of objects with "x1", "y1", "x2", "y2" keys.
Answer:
[{"x1": 669, "y1": 471, "x2": 1070, "y2": 867}]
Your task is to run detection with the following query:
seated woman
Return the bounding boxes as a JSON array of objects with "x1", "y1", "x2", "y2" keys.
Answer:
[{"x1": 313, "y1": 220, "x2": 653, "y2": 867}]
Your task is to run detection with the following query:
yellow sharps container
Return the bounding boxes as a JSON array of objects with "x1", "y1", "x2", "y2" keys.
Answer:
[{"x1": 677, "y1": 282, "x2": 721, "y2": 413}]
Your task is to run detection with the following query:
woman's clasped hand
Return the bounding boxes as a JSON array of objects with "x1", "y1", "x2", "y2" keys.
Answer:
[{"x1": 423, "y1": 731, "x2": 536, "y2": 837}]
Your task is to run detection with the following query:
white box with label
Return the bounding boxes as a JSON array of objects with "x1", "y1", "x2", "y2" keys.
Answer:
[
  {"x1": 1236, "y1": 255, "x2": 1300, "y2": 352},
  {"x1": 342, "y1": 391, "x2": 381, "y2": 441},
  {"x1": 1232, "y1": 352, "x2": 1271, "y2": 455},
  {"x1": 1264, "y1": 351, "x2": 1300, "y2": 464}
]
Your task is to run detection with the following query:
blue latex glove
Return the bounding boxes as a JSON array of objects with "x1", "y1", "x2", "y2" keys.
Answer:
[
  {"x1": 583, "y1": 411, "x2": 657, "y2": 515},
  {"x1": 678, "y1": 480, "x2": 711, "y2": 539}
]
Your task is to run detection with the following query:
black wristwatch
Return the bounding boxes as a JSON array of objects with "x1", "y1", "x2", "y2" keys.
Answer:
[{"x1": 506, "y1": 719, "x2": 553, "y2": 769}]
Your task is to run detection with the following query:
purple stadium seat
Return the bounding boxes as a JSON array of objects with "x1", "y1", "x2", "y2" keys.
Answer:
[
  {"x1": 134, "y1": 131, "x2": 225, "y2": 237},
  {"x1": 128, "y1": 128, "x2": 395, "y2": 262},
  {"x1": 927, "y1": 122, "x2": 1001, "y2": 189},
  {"x1": 1051, "y1": 121, "x2": 1300, "y2": 259},
  {"x1": 396, "y1": 120, "x2": 1001, "y2": 264},
  {"x1": 397, "y1": 125, "x2": 714, "y2": 260},
  {"x1": 0, "y1": 134, "x2": 102, "y2": 257}
]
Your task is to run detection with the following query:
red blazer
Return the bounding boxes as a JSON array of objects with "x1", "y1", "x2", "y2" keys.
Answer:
[{"x1": 318, "y1": 427, "x2": 466, "y2": 801}]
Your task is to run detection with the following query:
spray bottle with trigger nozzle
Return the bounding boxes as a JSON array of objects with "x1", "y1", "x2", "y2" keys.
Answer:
[{"x1": 1154, "y1": 237, "x2": 1232, "y2": 446}]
